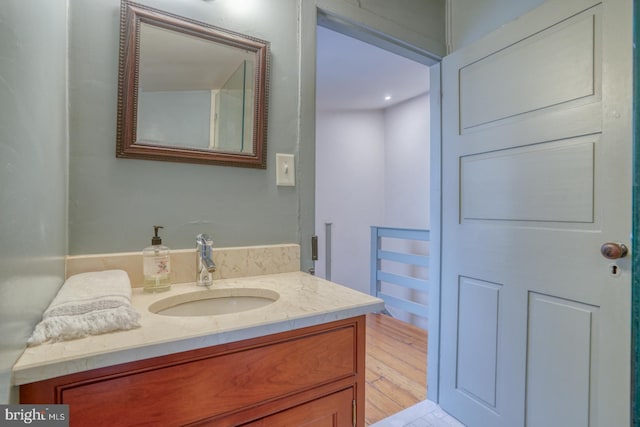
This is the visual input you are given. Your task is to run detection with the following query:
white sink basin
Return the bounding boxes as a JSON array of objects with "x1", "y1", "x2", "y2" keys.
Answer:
[{"x1": 149, "y1": 288, "x2": 279, "y2": 317}]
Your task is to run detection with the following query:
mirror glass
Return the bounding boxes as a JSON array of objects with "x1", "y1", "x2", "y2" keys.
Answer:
[{"x1": 116, "y1": 1, "x2": 270, "y2": 168}]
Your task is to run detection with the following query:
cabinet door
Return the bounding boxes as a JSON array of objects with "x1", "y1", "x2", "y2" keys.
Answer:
[
  {"x1": 243, "y1": 388, "x2": 354, "y2": 427},
  {"x1": 23, "y1": 320, "x2": 360, "y2": 426}
]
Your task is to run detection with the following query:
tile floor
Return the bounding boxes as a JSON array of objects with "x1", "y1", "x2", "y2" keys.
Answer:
[{"x1": 371, "y1": 400, "x2": 465, "y2": 427}]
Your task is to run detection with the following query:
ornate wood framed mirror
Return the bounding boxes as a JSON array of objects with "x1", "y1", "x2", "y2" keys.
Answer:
[{"x1": 116, "y1": 1, "x2": 270, "y2": 168}]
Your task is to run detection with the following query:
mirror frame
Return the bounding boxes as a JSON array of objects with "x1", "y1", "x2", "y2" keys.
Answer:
[{"x1": 116, "y1": 1, "x2": 270, "y2": 168}]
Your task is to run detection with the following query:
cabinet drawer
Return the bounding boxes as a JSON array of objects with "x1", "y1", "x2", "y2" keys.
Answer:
[
  {"x1": 56, "y1": 324, "x2": 357, "y2": 426},
  {"x1": 240, "y1": 387, "x2": 354, "y2": 427}
]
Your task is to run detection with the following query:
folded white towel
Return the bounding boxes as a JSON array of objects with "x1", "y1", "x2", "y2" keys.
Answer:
[{"x1": 28, "y1": 270, "x2": 141, "y2": 345}]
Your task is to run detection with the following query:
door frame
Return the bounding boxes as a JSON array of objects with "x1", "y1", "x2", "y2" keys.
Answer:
[
  {"x1": 632, "y1": 1, "x2": 640, "y2": 423},
  {"x1": 305, "y1": 4, "x2": 444, "y2": 403},
  {"x1": 428, "y1": 62, "x2": 442, "y2": 402}
]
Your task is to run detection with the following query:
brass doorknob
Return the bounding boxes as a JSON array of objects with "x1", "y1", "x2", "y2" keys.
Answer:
[{"x1": 600, "y1": 242, "x2": 628, "y2": 260}]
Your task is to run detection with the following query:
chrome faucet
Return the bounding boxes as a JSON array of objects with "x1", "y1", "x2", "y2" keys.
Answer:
[{"x1": 196, "y1": 234, "x2": 216, "y2": 287}]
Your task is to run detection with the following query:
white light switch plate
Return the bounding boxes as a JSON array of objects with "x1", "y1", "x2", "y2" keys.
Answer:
[{"x1": 276, "y1": 153, "x2": 295, "y2": 186}]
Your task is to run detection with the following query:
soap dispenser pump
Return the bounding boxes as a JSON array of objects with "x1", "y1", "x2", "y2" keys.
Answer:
[{"x1": 143, "y1": 225, "x2": 171, "y2": 293}]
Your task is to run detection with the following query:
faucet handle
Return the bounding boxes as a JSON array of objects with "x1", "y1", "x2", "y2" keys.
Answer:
[
  {"x1": 196, "y1": 233, "x2": 216, "y2": 286},
  {"x1": 196, "y1": 233, "x2": 213, "y2": 245}
]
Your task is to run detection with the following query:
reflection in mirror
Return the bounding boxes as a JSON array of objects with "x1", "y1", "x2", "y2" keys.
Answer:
[{"x1": 116, "y1": 1, "x2": 270, "y2": 168}]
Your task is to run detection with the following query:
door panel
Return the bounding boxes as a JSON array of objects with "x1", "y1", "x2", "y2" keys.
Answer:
[
  {"x1": 459, "y1": 9, "x2": 599, "y2": 132},
  {"x1": 460, "y1": 137, "x2": 596, "y2": 223},
  {"x1": 456, "y1": 277, "x2": 501, "y2": 409},
  {"x1": 440, "y1": 0, "x2": 631, "y2": 426},
  {"x1": 526, "y1": 293, "x2": 598, "y2": 426}
]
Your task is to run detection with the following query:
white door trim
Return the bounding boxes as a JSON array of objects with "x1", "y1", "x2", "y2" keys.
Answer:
[{"x1": 428, "y1": 62, "x2": 442, "y2": 403}]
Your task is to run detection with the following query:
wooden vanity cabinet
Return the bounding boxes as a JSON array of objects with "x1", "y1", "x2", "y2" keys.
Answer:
[
  {"x1": 20, "y1": 316, "x2": 365, "y2": 427},
  {"x1": 239, "y1": 388, "x2": 354, "y2": 427}
]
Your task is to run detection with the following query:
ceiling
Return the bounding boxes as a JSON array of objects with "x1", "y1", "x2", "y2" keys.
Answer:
[
  {"x1": 315, "y1": 26, "x2": 431, "y2": 111},
  {"x1": 139, "y1": 23, "x2": 254, "y2": 91}
]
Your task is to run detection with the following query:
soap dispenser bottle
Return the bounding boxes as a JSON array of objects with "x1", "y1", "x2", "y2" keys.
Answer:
[{"x1": 143, "y1": 225, "x2": 171, "y2": 293}]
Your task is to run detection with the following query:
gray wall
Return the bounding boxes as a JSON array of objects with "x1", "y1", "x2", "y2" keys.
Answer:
[
  {"x1": 0, "y1": 0, "x2": 68, "y2": 403},
  {"x1": 68, "y1": 0, "x2": 301, "y2": 258},
  {"x1": 448, "y1": 0, "x2": 546, "y2": 51},
  {"x1": 67, "y1": 0, "x2": 446, "y2": 272}
]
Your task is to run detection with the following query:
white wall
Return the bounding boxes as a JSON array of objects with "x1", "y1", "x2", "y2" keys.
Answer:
[
  {"x1": 382, "y1": 94, "x2": 431, "y2": 328},
  {"x1": 315, "y1": 93, "x2": 431, "y2": 311},
  {"x1": 137, "y1": 91, "x2": 211, "y2": 148},
  {"x1": 315, "y1": 110, "x2": 386, "y2": 294},
  {"x1": 384, "y1": 94, "x2": 430, "y2": 228}
]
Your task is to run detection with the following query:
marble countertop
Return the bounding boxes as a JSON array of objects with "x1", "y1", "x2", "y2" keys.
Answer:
[{"x1": 13, "y1": 272, "x2": 384, "y2": 386}]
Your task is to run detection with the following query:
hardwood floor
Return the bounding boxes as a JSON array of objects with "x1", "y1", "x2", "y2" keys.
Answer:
[{"x1": 365, "y1": 313, "x2": 428, "y2": 426}]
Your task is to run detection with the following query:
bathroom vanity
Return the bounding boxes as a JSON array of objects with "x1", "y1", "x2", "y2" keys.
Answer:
[{"x1": 15, "y1": 272, "x2": 383, "y2": 426}]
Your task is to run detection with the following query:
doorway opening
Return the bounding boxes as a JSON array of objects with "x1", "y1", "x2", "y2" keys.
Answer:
[{"x1": 314, "y1": 22, "x2": 435, "y2": 425}]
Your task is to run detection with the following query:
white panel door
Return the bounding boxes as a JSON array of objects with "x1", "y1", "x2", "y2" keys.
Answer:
[{"x1": 440, "y1": 0, "x2": 632, "y2": 426}]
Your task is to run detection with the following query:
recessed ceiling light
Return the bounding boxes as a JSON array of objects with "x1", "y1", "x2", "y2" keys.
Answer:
[{"x1": 384, "y1": 95, "x2": 392, "y2": 101}]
